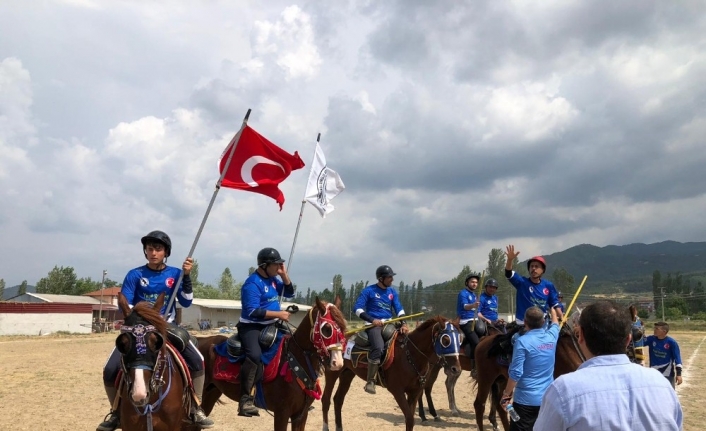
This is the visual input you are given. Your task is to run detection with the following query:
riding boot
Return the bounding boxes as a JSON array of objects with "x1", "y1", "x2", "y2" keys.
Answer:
[
  {"x1": 191, "y1": 374, "x2": 215, "y2": 429},
  {"x1": 364, "y1": 359, "x2": 380, "y2": 394},
  {"x1": 96, "y1": 385, "x2": 120, "y2": 431},
  {"x1": 238, "y1": 358, "x2": 261, "y2": 417}
]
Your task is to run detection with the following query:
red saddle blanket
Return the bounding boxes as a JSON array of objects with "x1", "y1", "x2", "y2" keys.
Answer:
[{"x1": 213, "y1": 338, "x2": 287, "y2": 384}]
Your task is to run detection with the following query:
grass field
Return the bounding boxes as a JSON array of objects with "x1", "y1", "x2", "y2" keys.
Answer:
[{"x1": 0, "y1": 330, "x2": 701, "y2": 430}]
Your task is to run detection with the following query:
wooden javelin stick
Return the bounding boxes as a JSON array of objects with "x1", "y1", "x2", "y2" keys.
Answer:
[
  {"x1": 560, "y1": 275, "x2": 588, "y2": 329},
  {"x1": 345, "y1": 312, "x2": 426, "y2": 337}
]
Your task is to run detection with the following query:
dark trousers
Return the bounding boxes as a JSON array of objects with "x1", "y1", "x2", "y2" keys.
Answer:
[
  {"x1": 103, "y1": 339, "x2": 204, "y2": 386},
  {"x1": 366, "y1": 326, "x2": 384, "y2": 362},
  {"x1": 509, "y1": 403, "x2": 540, "y2": 431},
  {"x1": 237, "y1": 322, "x2": 265, "y2": 364},
  {"x1": 460, "y1": 322, "x2": 480, "y2": 360}
]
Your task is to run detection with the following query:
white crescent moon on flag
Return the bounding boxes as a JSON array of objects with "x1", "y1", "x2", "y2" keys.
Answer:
[{"x1": 241, "y1": 156, "x2": 285, "y2": 187}]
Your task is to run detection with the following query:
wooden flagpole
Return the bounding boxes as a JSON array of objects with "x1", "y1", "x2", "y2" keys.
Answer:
[{"x1": 162, "y1": 109, "x2": 251, "y2": 319}]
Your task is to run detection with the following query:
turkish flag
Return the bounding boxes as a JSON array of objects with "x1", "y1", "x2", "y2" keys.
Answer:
[{"x1": 219, "y1": 125, "x2": 305, "y2": 209}]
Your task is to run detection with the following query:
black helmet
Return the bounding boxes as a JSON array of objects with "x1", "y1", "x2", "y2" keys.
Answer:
[
  {"x1": 257, "y1": 247, "x2": 285, "y2": 266},
  {"x1": 141, "y1": 230, "x2": 172, "y2": 257},
  {"x1": 558, "y1": 291, "x2": 563, "y2": 297},
  {"x1": 465, "y1": 272, "x2": 481, "y2": 285},
  {"x1": 484, "y1": 278, "x2": 499, "y2": 288},
  {"x1": 376, "y1": 265, "x2": 396, "y2": 279}
]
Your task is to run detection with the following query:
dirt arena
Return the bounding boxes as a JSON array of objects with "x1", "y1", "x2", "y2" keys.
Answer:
[{"x1": 1, "y1": 331, "x2": 703, "y2": 431}]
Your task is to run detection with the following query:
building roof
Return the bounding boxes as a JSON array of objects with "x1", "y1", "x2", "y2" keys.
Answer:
[
  {"x1": 21, "y1": 292, "x2": 103, "y2": 304},
  {"x1": 184, "y1": 298, "x2": 312, "y2": 311},
  {"x1": 84, "y1": 287, "x2": 121, "y2": 297}
]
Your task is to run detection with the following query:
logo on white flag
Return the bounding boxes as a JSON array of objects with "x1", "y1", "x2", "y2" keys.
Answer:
[{"x1": 305, "y1": 143, "x2": 345, "y2": 218}]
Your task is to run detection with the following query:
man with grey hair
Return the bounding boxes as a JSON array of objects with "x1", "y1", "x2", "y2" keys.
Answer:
[
  {"x1": 501, "y1": 306, "x2": 559, "y2": 431},
  {"x1": 535, "y1": 300, "x2": 682, "y2": 430}
]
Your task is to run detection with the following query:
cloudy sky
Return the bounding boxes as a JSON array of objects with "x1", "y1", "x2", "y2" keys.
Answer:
[{"x1": 1, "y1": 0, "x2": 705, "y2": 292}]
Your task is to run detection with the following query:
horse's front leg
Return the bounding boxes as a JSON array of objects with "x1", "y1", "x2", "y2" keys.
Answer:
[
  {"x1": 395, "y1": 388, "x2": 420, "y2": 431},
  {"x1": 332, "y1": 368, "x2": 356, "y2": 431},
  {"x1": 444, "y1": 372, "x2": 461, "y2": 416},
  {"x1": 417, "y1": 393, "x2": 428, "y2": 423},
  {"x1": 291, "y1": 407, "x2": 310, "y2": 431},
  {"x1": 321, "y1": 370, "x2": 339, "y2": 431},
  {"x1": 274, "y1": 409, "x2": 290, "y2": 431}
]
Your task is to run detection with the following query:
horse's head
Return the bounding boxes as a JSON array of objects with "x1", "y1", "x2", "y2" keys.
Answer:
[
  {"x1": 415, "y1": 316, "x2": 462, "y2": 376},
  {"x1": 555, "y1": 312, "x2": 586, "y2": 377},
  {"x1": 115, "y1": 292, "x2": 167, "y2": 406},
  {"x1": 306, "y1": 296, "x2": 346, "y2": 370}
]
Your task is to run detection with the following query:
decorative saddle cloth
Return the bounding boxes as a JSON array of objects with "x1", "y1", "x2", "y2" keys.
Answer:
[
  {"x1": 212, "y1": 333, "x2": 287, "y2": 384},
  {"x1": 343, "y1": 331, "x2": 398, "y2": 372}
]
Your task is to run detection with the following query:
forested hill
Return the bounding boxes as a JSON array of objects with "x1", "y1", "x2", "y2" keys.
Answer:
[{"x1": 544, "y1": 241, "x2": 706, "y2": 282}]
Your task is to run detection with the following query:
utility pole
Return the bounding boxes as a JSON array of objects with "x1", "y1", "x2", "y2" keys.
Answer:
[
  {"x1": 660, "y1": 286, "x2": 666, "y2": 321},
  {"x1": 99, "y1": 270, "x2": 107, "y2": 331}
]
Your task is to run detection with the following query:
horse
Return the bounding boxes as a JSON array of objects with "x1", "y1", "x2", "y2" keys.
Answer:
[
  {"x1": 472, "y1": 319, "x2": 585, "y2": 431},
  {"x1": 115, "y1": 292, "x2": 189, "y2": 431},
  {"x1": 417, "y1": 322, "x2": 505, "y2": 422},
  {"x1": 194, "y1": 297, "x2": 347, "y2": 431},
  {"x1": 321, "y1": 316, "x2": 463, "y2": 431}
]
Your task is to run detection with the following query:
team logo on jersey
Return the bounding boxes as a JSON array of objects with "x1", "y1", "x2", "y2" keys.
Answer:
[
  {"x1": 140, "y1": 277, "x2": 149, "y2": 287},
  {"x1": 166, "y1": 277, "x2": 175, "y2": 288},
  {"x1": 664, "y1": 343, "x2": 670, "y2": 349},
  {"x1": 375, "y1": 293, "x2": 380, "y2": 298},
  {"x1": 543, "y1": 288, "x2": 549, "y2": 295},
  {"x1": 487, "y1": 300, "x2": 492, "y2": 304},
  {"x1": 388, "y1": 294, "x2": 393, "y2": 300},
  {"x1": 529, "y1": 286, "x2": 533, "y2": 293},
  {"x1": 264, "y1": 286, "x2": 269, "y2": 293}
]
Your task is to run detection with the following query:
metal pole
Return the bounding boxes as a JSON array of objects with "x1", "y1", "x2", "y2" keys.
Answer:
[
  {"x1": 660, "y1": 286, "x2": 665, "y2": 321},
  {"x1": 99, "y1": 269, "x2": 107, "y2": 331},
  {"x1": 162, "y1": 109, "x2": 252, "y2": 320}
]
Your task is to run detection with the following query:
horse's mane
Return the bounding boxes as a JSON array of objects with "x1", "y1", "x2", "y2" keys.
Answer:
[
  {"x1": 414, "y1": 315, "x2": 446, "y2": 333},
  {"x1": 131, "y1": 301, "x2": 168, "y2": 337}
]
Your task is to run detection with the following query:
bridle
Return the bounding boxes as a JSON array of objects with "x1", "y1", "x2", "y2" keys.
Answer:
[
  {"x1": 560, "y1": 321, "x2": 587, "y2": 363},
  {"x1": 402, "y1": 320, "x2": 461, "y2": 385},
  {"x1": 309, "y1": 303, "x2": 346, "y2": 359}
]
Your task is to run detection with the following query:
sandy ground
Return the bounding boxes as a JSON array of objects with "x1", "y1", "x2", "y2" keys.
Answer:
[{"x1": 0, "y1": 331, "x2": 701, "y2": 431}]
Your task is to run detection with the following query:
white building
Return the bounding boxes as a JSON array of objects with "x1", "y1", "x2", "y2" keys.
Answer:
[{"x1": 178, "y1": 298, "x2": 312, "y2": 330}]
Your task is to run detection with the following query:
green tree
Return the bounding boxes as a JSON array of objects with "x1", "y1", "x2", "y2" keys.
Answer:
[
  {"x1": 193, "y1": 283, "x2": 221, "y2": 299},
  {"x1": 0, "y1": 278, "x2": 5, "y2": 300},
  {"x1": 248, "y1": 267, "x2": 256, "y2": 276},
  {"x1": 416, "y1": 279, "x2": 424, "y2": 314},
  {"x1": 36, "y1": 266, "x2": 78, "y2": 295},
  {"x1": 218, "y1": 267, "x2": 235, "y2": 299},
  {"x1": 19, "y1": 280, "x2": 27, "y2": 296},
  {"x1": 550, "y1": 267, "x2": 575, "y2": 295},
  {"x1": 75, "y1": 277, "x2": 101, "y2": 295},
  {"x1": 652, "y1": 270, "x2": 662, "y2": 313},
  {"x1": 332, "y1": 274, "x2": 344, "y2": 299}
]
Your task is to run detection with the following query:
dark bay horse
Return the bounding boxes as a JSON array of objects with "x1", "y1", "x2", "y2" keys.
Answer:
[
  {"x1": 115, "y1": 293, "x2": 189, "y2": 431},
  {"x1": 472, "y1": 321, "x2": 585, "y2": 431},
  {"x1": 417, "y1": 323, "x2": 505, "y2": 422},
  {"x1": 321, "y1": 316, "x2": 462, "y2": 431},
  {"x1": 195, "y1": 297, "x2": 347, "y2": 431}
]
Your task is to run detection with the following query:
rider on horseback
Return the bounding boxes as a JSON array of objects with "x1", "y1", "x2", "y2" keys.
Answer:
[
  {"x1": 504, "y1": 245, "x2": 563, "y2": 335},
  {"x1": 353, "y1": 265, "x2": 409, "y2": 394},
  {"x1": 477, "y1": 278, "x2": 506, "y2": 332},
  {"x1": 97, "y1": 230, "x2": 214, "y2": 431},
  {"x1": 237, "y1": 247, "x2": 295, "y2": 417},
  {"x1": 457, "y1": 272, "x2": 481, "y2": 377}
]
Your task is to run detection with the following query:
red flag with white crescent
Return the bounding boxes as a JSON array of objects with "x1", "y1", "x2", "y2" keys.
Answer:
[{"x1": 219, "y1": 125, "x2": 305, "y2": 210}]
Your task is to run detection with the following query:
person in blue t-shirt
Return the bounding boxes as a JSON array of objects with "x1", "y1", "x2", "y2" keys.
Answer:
[
  {"x1": 478, "y1": 278, "x2": 506, "y2": 332},
  {"x1": 644, "y1": 321, "x2": 683, "y2": 389},
  {"x1": 557, "y1": 292, "x2": 566, "y2": 314},
  {"x1": 237, "y1": 247, "x2": 295, "y2": 417},
  {"x1": 504, "y1": 245, "x2": 563, "y2": 331},
  {"x1": 353, "y1": 265, "x2": 408, "y2": 394},
  {"x1": 628, "y1": 304, "x2": 645, "y2": 364},
  {"x1": 98, "y1": 230, "x2": 214, "y2": 431},
  {"x1": 501, "y1": 306, "x2": 559, "y2": 431},
  {"x1": 457, "y1": 272, "x2": 481, "y2": 375}
]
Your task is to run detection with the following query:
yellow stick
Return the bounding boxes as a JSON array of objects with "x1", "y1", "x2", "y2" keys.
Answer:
[
  {"x1": 471, "y1": 270, "x2": 485, "y2": 332},
  {"x1": 560, "y1": 275, "x2": 588, "y2": 329},
  {"x1": 345, "y1": 312, "x2": 426, "y2": 337}
]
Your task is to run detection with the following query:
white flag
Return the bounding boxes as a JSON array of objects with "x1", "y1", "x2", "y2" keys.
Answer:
[{"x1": 304, "y1": 143, "x2": 345, "y2": 218}]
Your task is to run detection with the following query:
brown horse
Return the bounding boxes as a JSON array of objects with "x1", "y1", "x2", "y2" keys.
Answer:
[
  {"x1": 195, "y1": 297, "x2": 347, "y2": 431},
  {"x1": 115, "y1": 292, "x2": 189, "y2": 431},
  {"x1": 321, "y1": 316, "x2": 462, "y2": 431},
  {"x1": 472, "y1": 321, "x2": 585, "y2": 431},
  {"x1": 417, "y1": 323, "x2": 505, "y2": 422}
]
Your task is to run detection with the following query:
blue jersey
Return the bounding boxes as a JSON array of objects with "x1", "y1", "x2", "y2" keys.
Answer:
[
  {"x1": 457, "y1": 288, "x2": 478, "y2": 323},
  {"x1": 557, "y1": 301, "x2": 566, "y2": 313},
  {"x1": 478, "y1": 292, "x2": 499, "y2": 321},
  {"x1": 509, "y1": 323, "x2": 560, "y2": 406},
  {"x1": 507, "y1": 272, "x2": 559, "y2": 323},
  {"x1": 121, "y1": 265, "x2": 192, "y2": 322},
  {"x1": 240, "y1": 271, "x2": 294, "y2": 324},
  {"x1": 354, "y1": 284, "x2": 405, "y2": 320},
  {"x1": 645, "y1": 335, "x2": 683, "y2": 380}
]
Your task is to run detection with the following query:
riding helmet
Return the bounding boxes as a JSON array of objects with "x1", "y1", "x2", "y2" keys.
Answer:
[
  {"x1": 141, "y1": 230, "x2": 172, "y2": 257},
  {"x1": 257, "y1": 247, "x2": 285, "y2": 266},
  {"x1": 527, "y1": 256, "x2": 547, "y2": 271},
  {"x1": 376, "y1": 265, "x2": 396, "y2": 279}
]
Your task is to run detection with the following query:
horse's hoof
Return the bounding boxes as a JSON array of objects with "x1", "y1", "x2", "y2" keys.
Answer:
[
  {"x1": 433, "y1": 416, "x2": 442, "y2": 422},
  {"x1": 451, "y1": 410, "x2": 461, "y2": 417},
  {"x1": 322, "y1": 425, "x2": 329, "y2": 431}
]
